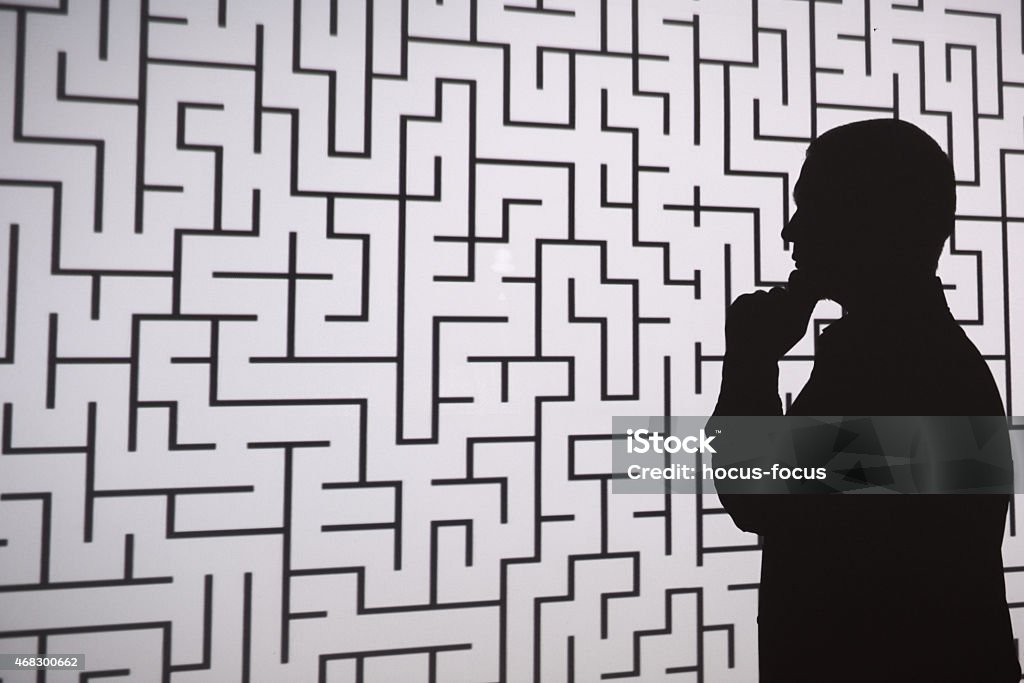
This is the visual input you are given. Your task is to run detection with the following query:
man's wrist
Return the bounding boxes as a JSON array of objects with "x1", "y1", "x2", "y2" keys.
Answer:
[
  {"x1": 716, "y1": 351, "x2": 782, "y2": 415},
  {"x1": 723, "y1": 349, "x2": 782, "y2": 374}
]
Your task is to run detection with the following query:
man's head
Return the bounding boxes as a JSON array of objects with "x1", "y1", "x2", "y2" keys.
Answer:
[{"x1": 781, "y1": 119, "x2": 956, "y2": 305}]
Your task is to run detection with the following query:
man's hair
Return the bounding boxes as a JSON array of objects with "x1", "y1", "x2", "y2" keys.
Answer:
[{"x1": 804, "y1": 118, "x2": 956, "y2": 267}]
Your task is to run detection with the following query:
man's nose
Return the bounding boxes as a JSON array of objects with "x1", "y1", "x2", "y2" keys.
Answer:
[{"x1": 781, "y1": 211, "x2": 802, "y2": 243}]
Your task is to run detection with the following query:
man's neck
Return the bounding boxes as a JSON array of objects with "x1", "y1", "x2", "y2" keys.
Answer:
[{"x1": 838, "y1": 275, "x2": 949, "y2": 319}]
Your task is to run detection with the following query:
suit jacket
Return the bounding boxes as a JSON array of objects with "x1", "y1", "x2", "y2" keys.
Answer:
[{"x1": 714, "y1": 280, "x2": 1020, "y2": 682}]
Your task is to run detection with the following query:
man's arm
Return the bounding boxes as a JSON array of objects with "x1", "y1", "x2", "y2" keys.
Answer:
[
  {"x1": 713, "y1": 354, "x2": 783, "y2": 417},
  {"x1": 710, "y1": 271, "x2": 818, "y2": 534},
  {"x1": 710, "y1": 354, "x2": 783, "y2": 535}
]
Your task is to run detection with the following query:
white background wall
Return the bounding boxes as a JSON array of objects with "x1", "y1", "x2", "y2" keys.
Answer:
[{"x1": 1, "y1": 1, "x2": 1023, "y2": 681}]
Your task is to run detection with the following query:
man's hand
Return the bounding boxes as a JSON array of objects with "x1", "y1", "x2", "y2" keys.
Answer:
[{"x1": 725, "y1": 270, "x2": 820, "y2": 361}]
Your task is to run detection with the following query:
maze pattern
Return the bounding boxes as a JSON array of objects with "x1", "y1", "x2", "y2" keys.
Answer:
[{"x1": 2, "y1": 0, "x2": 1024, "y2": 681}]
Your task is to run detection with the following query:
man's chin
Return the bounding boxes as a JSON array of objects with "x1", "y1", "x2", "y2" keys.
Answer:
[{"x1": 793, "y1": 269, "x2": 828, "y2": 301}]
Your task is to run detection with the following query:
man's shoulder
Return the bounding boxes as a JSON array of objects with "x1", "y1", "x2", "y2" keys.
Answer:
[
  {"x1": 817, "y1": 310, "x2": 968, "y2": 350},
  {"x1": 813, "y1": 311, "x2": 1005, "y2": 415}
]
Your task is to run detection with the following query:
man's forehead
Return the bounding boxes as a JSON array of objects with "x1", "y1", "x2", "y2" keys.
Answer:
[
  {"x1": 792, "y1": 161, "x2": 833, "y2": 203},
  {"x1": 792, "y1": 174, "x2": 815, "y2": 203},
  {"x1": 793, "y1": 160, "x2": 816, "y2": 201}
]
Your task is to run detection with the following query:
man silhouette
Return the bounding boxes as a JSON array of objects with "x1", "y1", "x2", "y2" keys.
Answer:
[{"x1": 713, "y1": 119, "x2": 1020, "y2": 682}]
